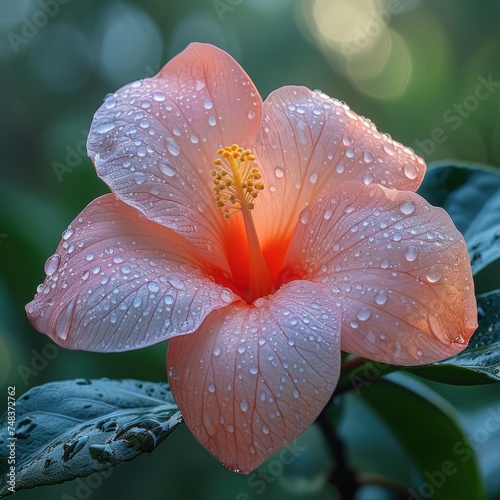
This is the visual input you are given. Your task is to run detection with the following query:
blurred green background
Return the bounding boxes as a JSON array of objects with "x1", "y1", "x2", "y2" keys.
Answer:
[{"x1": 1, "y1": 0, "x2": 500, "y2": 498}]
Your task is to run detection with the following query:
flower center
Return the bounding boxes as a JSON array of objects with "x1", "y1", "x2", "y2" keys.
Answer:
[{"x1": 211, "y1": 144, "x2": 272, "y2": 301}]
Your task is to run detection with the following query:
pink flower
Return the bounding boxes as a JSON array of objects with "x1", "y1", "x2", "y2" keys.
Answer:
[{"x1": 26, "y1": 43, "x2": 477, "y2": 473}]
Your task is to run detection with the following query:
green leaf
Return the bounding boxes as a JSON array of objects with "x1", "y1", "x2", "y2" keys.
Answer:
[
  {"x1": 417, "y1": 162, "x2": 500, "y2": 289},
  {"x1": 0, "y1": 378, "x2": 182, "y2": 497},
  {"x1": 359, "y1": 377, "x2": 484, "y2": 499},
  {"x1": 406, "y1": 290, "x2": 500, "y2": 385}
]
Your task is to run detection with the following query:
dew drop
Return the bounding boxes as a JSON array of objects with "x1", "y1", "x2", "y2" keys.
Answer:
[
  {"x1": 309, "y1": 171, "x2": 318, "y2": 183},
  {"x1": 399, "y1": 199, "x2": 416, "y2": 215},
  {"x1": 165, "y1": 137, "x2": 180, "y2": 156},
  {"x1": 250, "y1": 366, "x2": 258, "y2": 375},
  {"x1": 237, "y1": 344, "x2": 246, "y2": 354},
  {"x1": 195, "y1": 80, "x2": 206, "y2": 91},
  {"x1": 248, "y1": 110, "x2": 255, "y2": 119},
  {"x1": 356, "y1": 307, "x2": 372, "y2": 321},
  {"x1": 274, "y1": 167, "x2": 284, "y2": 179},
  {"x1": 120, "y1": 265, "x2": 131, "y2": 275},
  {"x1": 324, "y1": 208, "x2": 333, "y2": 220},
  {"x1": 56, "y1": 296, "x2": 77, "y2": 340},
  {"x1": 374, "y1": 289, "x2": 388, "y2": 305},
  {"x1": 261, "y1": 424, "x2": 270, "y2": 435},
  {"x1": 203, "y1": 98, "x2": 213, "y2": 110},
  {"x1": 336, "y1": 163, "x2": 345, "y2": 174},
  {"x1": 362, "y1": 172, "x2": 375, "y2": 185},
  {"x1": 380, "y1": 258, "x2": 390, "y2": 269},
  {"x1": 208, "y1": 116, "x2": 217, "y2": 126},
  {"x1": 160, "y1": 163, "x2": 176, "y2": 177},
  {"x1": 133, "y1": 171, "x2": 146, "y2": 184},
  {"x1": 363, "y1": 151, "x2": 373, "y2": 163},
  {"x1": 240, "y1": 399, "x2": 249, "y2": 412},
  {"x1": 96, "y1": 117, "x2": 116, "y2": 134},
  {"x1": 164, "y1": 294, "x2": 175, "y2": 305},
  {"x1": 292, "y1": 389, "x2": 300, "y2": 399},
  {"x1": 62, "y1": 228, "x2": 74, "y2": 240},
  {"x1": 147, "y1": 281, "x2": 160, "y2": 293},
  {"x1": 405, "y1": 245, "x2": 418, "y2": 262},
  {"x1": 299, "y1": 211, "x2": 309, "y2": 224},
  {"x1": 208, "y1": 383, "x2": 216, "y2": 393},
  {"x1": 85, "y1": 253, "x2": 94, "y2": 262},
  {"x1": 190, "y1": 133, "x2": 199, "y2": 144},
  {"x1": 133, "y1": 296, "x2": 142, "y2": 308},
  {"x1": 345, "y1": 148, "x2": 355, "y2": 158},
  {"x1": 393, "y1": 232, "x2": 402, "y2": 242},
  {"x1": 44, "y1": 254, "x2": 60, "y2": 276},
  {"x1": 404, "y1": 163, "x2": 419, "y2": 180},
  {"x1": 342, "y1": 134, "x2": 353, "y2": 146},
  {"x1": 153, "y1": 90, "x2": 166, "y2": 102},
  {"x1": 426, "y1": 265, "x2": 441, "y2": 283}
]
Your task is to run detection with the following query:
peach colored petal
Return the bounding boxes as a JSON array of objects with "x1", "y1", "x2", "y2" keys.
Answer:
[
  {"x1": 87, "y1": 43, "x2": 262, "y2": 274},
  {"x1": 25, "y1": 195, "x2": 238, "y2": 351},
  {"x1": 167, "y1": 280, "x2": 341, "y2": 472},
  {"x1": 252, "y1": 86, "x2": 425, "y2": 250},
  {"x1": 283, "y1": 182, "x2": 477, "y2": 365}
]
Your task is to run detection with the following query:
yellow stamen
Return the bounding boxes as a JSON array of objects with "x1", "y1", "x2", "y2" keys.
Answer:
[{"x1": 211, "y1": 144, "x2": 271, "y2": 300}]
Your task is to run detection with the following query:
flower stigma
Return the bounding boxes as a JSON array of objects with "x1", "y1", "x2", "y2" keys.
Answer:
[{"x1": 211, "y1": 144, "x2": 272, "y2": 301}]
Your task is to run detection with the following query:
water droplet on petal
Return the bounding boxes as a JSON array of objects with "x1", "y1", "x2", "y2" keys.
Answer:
[
  {"x1": 164, "y1": 294, "x2": 175, "y2": 305},
  {"x1": 374, "y1": 289, "x2": 388, "y2": 305},
  {"x1": 381, "y1": 258, "x2": 390, "y2": 269},
  {"x1": 299, "y1": 211, "x2": 309, "y2": 224},
  {"x1": 309, "y1": 171, "x2": 318, "y2": 183},
  {"x1": 404, "y1": 163, "x2": 419, "y2": 180},
  {"x1": 44, "y1": 254, "x2": 60, "y2": 276},
  {"x1": 363, "y1": 151, "x2": 373, "y2": 163},
  {"x1": 133, "y1": 172, "x2": 146, "y2": 184},
  {"x1": 240, "y1": 399, "x2": 249, "y2": 412},
  {"x1": 324, "y1": 209, "x2": 333, "y2": 220},
  {"x1": 405, "y1": 245, "x2": 418, "y2": 262},
  {"x1": 208, "y1": 383, "x2": 216, "y2": 393},
  {"x1": 56, "y1": 296, "x2": 77, "y2": 340},
  {"x1": 399, "y1": 199, "x2": 416, "y2": 215},
  {"x1": 261, "y1": 424, "x2": 270, "y2": 435},
  {"x1": 62, "y1": 228, "x2": 73, "y2": 240},
  {"x1": 160, "y1": 163, "x2": 176, "y2": 177},
  {"x1": 248, "y1": 110, "x2": 255, "y2": 119},
  {"x1": 274, "y1": 167, "x2": 284, "y2": 179},
  {"x1": 203, "y1": 98, "x2": 213, "y2": 110},
  {"x1": 356, "y1": 307, "x2": 372, "y2": 321},
  {"x1": 292, "y1": 389, "x2": 300, "y2": 399},
  {"x1": 336, "y1": 163, "x2": 345, "y2": 174},
  {"x1": 195, "y1": 80, "x2": 206, "y2": 91},
  {"x1": 153, "y1": 90, "x2": 166, "y2": 102},
  {"x1": 342, "y1": 134, "x2": 353, "y2": 146},
  {"x1": 96, "y1": 117, "x2": 116, "y2": 134},
  {"x1": 133, "y1": 296, "x2": 142, "y2": 308},
  {"x1": 208, "y1": 116, "x2": 217, "y2": 126},
  {"x1": 165, "y1": 137, "x2": 180, "y2": 156},
  {"x1": 426, "y1": 265, "x2": 441, "y2": 283},
  {"x1": 362, "y1": 172, "x2": 375, "y2": 185},
  {"x1": 147, "y1": 281, "x2": 160, "y2": 293}
]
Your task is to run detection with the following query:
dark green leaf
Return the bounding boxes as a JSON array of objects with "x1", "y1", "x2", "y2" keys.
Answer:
[
  {"x1": 359, "y1": 377, "x2": 484, "y2": 499},
  {"x1": 0, "y1": 378, "x2": 182, "y2": 497},
  {"x1": 406, "y1": 290, "x2": 500, "y2": 385},
  {"x1": 417, "y1": 162, "x2": 500, "y2": 288}
]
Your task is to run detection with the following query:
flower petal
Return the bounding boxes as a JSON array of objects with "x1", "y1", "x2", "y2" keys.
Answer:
[
  {"x1": 166, "y1": 280, "x2": 341, "y2": 472},
  {"x1": 283, "y1": 182, "x2": 477, "y2": 365},
  {"x1": 252, "y1": 86, "x2": 425, "y2": 249},
  {"x1": 25, "y1": 195, "x2": 238, "y2": 351},
  {"x1": 87, "y1": 43, "x2": 262, "y2": 273}
]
